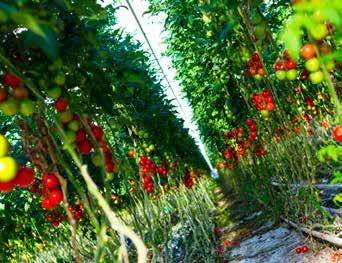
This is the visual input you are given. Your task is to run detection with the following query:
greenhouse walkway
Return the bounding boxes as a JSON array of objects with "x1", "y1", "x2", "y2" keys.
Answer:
[{"x1": 213, "y1": 187, "x2": 340, "y2": 263}]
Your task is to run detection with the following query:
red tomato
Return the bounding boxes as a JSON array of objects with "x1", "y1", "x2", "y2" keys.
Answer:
[{"x1": 332, "y1": 125, "x2": 342, "y2": 142}]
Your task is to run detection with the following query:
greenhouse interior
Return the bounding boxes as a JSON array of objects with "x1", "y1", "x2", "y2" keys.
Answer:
[{"x1": 0, "y1": 0, "x2": 341, "y2": 262}]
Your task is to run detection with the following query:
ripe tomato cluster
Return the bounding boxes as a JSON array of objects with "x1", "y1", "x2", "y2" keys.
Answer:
[
  {"x1": 220, "y1": 118, "x2": 266, "y2": 170},
  {"x1": 45, "y1": 210, "x2": 66, "y2": 228},
  {"x1": 183, "y1": 170, "x2": 193, "y2": 189},
  {"x1": 139, "y1": 156, "x2": 171, "y2": 193},
  {"x1": 41, "y1": 172, "x2": 63, "y2": 210},
  {"x1": 251, "y1": 90, "x2": 275, "y2": 118},
  {"x1": 69, "y1": 201, "x2": 83, "y2": 221},
  {"x1": 247, "y1": 52, "x2": 265, "y2": 80},
  {"x1": 274, "y1": 50, "x2": 297, "y2": 81},
  {"x1": 0, "y1": 134, "x2": 35, "y2": 192},
  {"x1": 139, "y1": 155, "x2": 157, "y2": 193},
  {"x1": 157, "y1": 160, "x2": 168, "y2": 177},
  {"x1": 0, "y1": 72, "x2": 35, "y2": 117}
]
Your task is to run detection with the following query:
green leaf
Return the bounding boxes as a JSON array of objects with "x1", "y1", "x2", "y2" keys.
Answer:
[
  {"x1": 331, "y1": 171, "x2": 342, "y2": 184},
  {"x1": 333, "y1": 193, "x2": 342, "y2": 207}
]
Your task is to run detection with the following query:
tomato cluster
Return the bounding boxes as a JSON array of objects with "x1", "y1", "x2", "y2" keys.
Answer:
[
  {"x1": 0, "y1": 134, "x2": 35, "y2": 192},
  {"x1": 300, "y1": 44, "x2": 325, "y2": 84},
  {"x1": 183, "y1": 170, "x2": 193, "y2": 189},
  {"x1": 0, "y1": 72, "x2": 35, "y2": 117},
  {"x1": 220, "y1": 117, "x2": 266, "y2": 169},
  {"x1": 139, "y1": 155, "x2": 157, "y2": 193},
  {"x1": 41, "y1": 172, "x2": 63, "y2": 210},
  {"x1": 274, "y1": 50, "x2": 297, "y2": 81},
  {"x1": 157, "y1": 160, "x2": 168, "y2": 177},
  {"x1": 295, "y1": 245, "x2": 309, "y2": 254},
  {"x1": 52, "y1": 93, "x2": 117, "y2": 174},
  {"x1": 45, "y1": 210, "x2": 65, "y2": 228},
  {"x1": 251, "y1": 90, "x2": 275, "y2": 118},
  {"x1": 247, "y1": 52, "x2": 265, "y2": 80},
  {"x1": 69, "y1": 201, "x2": 83, "y2": 221}
]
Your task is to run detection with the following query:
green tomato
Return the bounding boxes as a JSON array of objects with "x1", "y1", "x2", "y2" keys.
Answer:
[
  {"x1": 92, "y1": 154, "x2": 102, "y2": 167},
  {"x1": 148, "y1": 144, "x2": 155, "y2": 151},
  {"x1": 325, "y1": 61, "x2": 335, "y2": 71},
  {"x1": 202, "y1": 14, "x2": 212, "y2": 24},
  {"x1": 68, "y1": 120, "x2": 80, "y2": 132},
  {"x1": 305, "y1": 58, "x2": 320, "y2": 72},
  {"x1": 251, "y1": 12, "x2": 262, "y2": 24},
  {"x1": 254, "y1": 24, "x2": 266, "y2": 40},
  {"x1": 64, "y1": 130, "x2": 76, "y2": 143},
  {"x1": 38, "y1": 79, "x2": 48, "y2": 89},
  {"x1": 0, "y1": 157, "x2": 17, "y2": 182},
  {"x1": 253, "y1": 74, "x2": 262, "y2": 81},
  {"x1": 19, "y1": 99, "x2": 35, "y2": 117},
  {"x1": 309, "y1": 24, "x2": 328, "y2": 40},
  {"x1": 46, "y1": 86, "x2": 62, "y2": 99},
  {"x1": 260, "y1": 110, "x2": 270, "y2": 118},
  {"x1": 0, "y1": 135, "x2": 9, "y2": 157},
  {"x1": 54, "y1": 72, "x2": 66, "y2": 85},
  {"x1": 275, "y1": 70, "x2": 286, "y2": 80},
  {"x1": 286, "y1": 69, "x2": 297, "y2": 81},
  {"x1": 309, "y1": 71, "x2": 324, "y2": 84},
  {"x1": 107, "y1": 172, "x2": 114, "y2": 181},
  {"x1": 206, "y1": 31, "x2": 213, "y2": 38},
  {"x1": 312, "y1": 11, "x2": 325, "y2": 23},
  {"x1": 0, "y1": 98, "x2": 18, "y2": 116}
]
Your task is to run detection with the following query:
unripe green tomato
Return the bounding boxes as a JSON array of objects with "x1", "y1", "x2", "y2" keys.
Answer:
[
  {"x1": 107, "y1": 172, "x2": 114, "y2": 181},
  {"x1": 312, "y1": 11, "x2": 325, "y2": 23},
  {"x1": 64, "y1": 130, "x2": 76, "y2": 143},
  {"x1": 19, "y1": 99, "x2": 35, "y2": 117},
  {"x1": 251, "y1": 12, "x2": 262, "y2": 24},
  {"x1": 275, "y1": 70, "x2": 286, "y2": 80},
  {"x1": 92, "y1": 154, "x2": 102, "y2": 166},
  {"x1": 254, "y1": 24, "x2": 266, "y2": 40},
  {"x1": 54, "y1": 72, "x2": 66, "y2": 85},
  {"x1": 286, "y1": 69, "x2": 297, "y2": 80},
  {"x1": 0, "y1": 98, "x2": 18, "y2": 116},
  {"x1": 253, "y1": 74, "x2": 262, "y2": 81},
  {"x1": 325, "y1": 61, "x2": 335, "y2": 71},
  {"x1": 206, "y1": 31, "x2": 213, "y2": 38},
  {"x1": 148, "y1": 144, "x2": 155, "y2": 151},
  {"x1": 309, "y1": 71, "x2": 324, "y2": 84},
  {"x1": 0, "y1": 135, "x2": 9, "y2": 157},
  {"x1": 305, "y1": 58, "x2": 320, "y2": 72},
  {"x1": 68, "y1": 120, "x2": 80, "y2": 132},
  {"x1": 46, "y1": 86, "x2": 62, "y2": 99},
  {"x1": 260, "y1": 110, "x2": 270, "y2": 118},
  {"x1": 309, "y1": 24, "x2": 328, "y2": 40}
]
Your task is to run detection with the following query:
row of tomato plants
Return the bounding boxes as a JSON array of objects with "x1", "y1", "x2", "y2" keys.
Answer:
[
  {"x1": 147, "y1": 0, "x2": 341, "y2": 225},
  {"x1": 0, "y1": 0, "x2": 209, "y2": 261}
]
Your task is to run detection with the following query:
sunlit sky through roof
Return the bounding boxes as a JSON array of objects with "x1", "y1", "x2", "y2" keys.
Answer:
[{"x1": 97, "y1": 0, "x2": 215, "y2": 173}]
